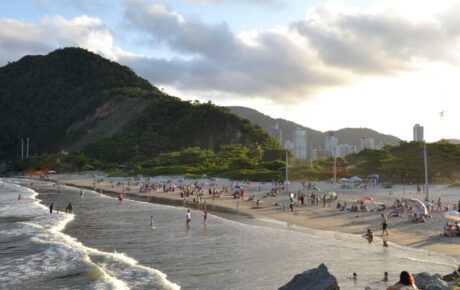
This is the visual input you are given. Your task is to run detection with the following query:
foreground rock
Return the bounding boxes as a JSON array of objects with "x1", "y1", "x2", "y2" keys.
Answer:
[
  {"x1": 279, "y1": 263, "x2": 339, "y2": 290},
  {"x1": 414, "y1": 272, "x2": 451, "y2": 290}
]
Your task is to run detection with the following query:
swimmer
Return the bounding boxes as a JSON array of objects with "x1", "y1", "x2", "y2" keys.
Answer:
[
  {"x1": 362, "y1": 228, "x2": 373, "y2": 243},
  {"x1": 383, "y1": 272, "x2": 389, "y2": 282}
]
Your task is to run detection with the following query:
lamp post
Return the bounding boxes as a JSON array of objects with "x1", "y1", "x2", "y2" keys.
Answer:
[{"x1": 423, "y1": 141, "x2": 429, "y2": 201}]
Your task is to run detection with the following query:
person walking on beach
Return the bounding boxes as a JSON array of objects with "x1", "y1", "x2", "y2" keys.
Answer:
[
  {"x1": 381, "y1": 213, "x2": 389, "y2": 236},
  {"x1": 186, "y1": 209, "x2": 191, "y2": 228},
  {"x1": 289, "y1": 197, "x2": 294, "y2": 212}
]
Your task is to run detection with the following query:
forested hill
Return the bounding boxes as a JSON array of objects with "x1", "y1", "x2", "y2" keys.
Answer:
[
  {"x1": 228, "y1": 106, "x2": 400, "y2": 148},
  {"x1": 0, "y1": 48, "x2": 277, "y2": 162}
]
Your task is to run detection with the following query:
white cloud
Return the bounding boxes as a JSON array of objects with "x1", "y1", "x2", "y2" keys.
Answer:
[{"x1": 0, "y1": 15, "x2": 132, "y2": 65}]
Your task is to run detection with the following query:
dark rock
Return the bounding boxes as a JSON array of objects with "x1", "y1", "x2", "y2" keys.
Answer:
[
  {"x1": 279, "y1": 263, "x2": 340, "y2": 290},
  {"x1": 414, "y1": 272, "x2": 450, "y2": 290}
]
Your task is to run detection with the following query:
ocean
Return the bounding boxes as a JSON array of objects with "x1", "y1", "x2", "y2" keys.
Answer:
[{"x1": 0, "y1": 178, "x2": 457, "y2": 289}]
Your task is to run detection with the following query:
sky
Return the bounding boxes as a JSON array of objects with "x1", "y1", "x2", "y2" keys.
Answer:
[{"x1": 1, "y1": 0, "x2": 460, "y2": 142}]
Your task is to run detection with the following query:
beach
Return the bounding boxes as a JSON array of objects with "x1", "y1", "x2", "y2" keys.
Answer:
[
  {"x1": 1, "y1": 175, "x2": 459, "y2": 289},
  {"x1": 60, "y1": 174, "x2": 460, "y2": 256}
]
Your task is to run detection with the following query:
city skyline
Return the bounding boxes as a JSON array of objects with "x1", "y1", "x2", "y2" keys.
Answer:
[{"x1": 1, "y1": 0, "x2": 460, "y2": 141}]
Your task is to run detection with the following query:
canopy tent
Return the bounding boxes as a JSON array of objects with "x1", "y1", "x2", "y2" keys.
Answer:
[
  {"x1": 349, "y1": 176, "x2": 363, "y2": 182},
  {"x1": 444, "y1": 211, "x2": 460, "y2": 221},
  {"x1": 408, "y1": 198, "x2": 428, "y2": 215}
]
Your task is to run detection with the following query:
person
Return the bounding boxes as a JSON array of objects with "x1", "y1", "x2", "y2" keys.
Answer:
[
  {"x1": 80, "y1": 189, "x2": 84, "y2": 199},
  {"x1": 150, "y1": 215, "x2": 154, "y2": 227},
  {"x1": 49, "y1": 202, "x2": 54, "y2": 214},
  {"x1": 17, "y1": 194, "x2": 22, "y2": 201},
  {"x1": 289, "y1": 197, "x2": 294, "y2": 212},
  {"x1": 383, "y1": 272, "x2": 389, "y2": 282},
  {"x1": 381, "y1": 213, "x2": 389, "y2": 236},
  {"x1": 203, "y1": 210, "x2": 208, "y2": 227},
  {"x1": 186, "y1": 209, "x2": 191, "y2": 228},
  {"x1": 65, "y1": 202, "x2": 73, "y2": 213},
  {"x1": 363, "y1": 228, "x2": 373, "y2": 243},
  {"x1": 386, "y1": 271, "x2": 419, "y2": 289}
]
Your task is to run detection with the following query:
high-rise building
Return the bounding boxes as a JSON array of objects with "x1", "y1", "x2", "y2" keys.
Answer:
[
  {"x1": 413, "y1": 124, "x2": 424, "y2": 141},
  {"x1": 337, "y1": 144, "x2": 356, "y2": 157},
  {"x1": 312, "y1": 148, "x2": 333, "y2": 160},
  {"x1": 325, "y1": 133, "x2": 338, "y2": 156},
  {"x1": 360, "y1": 137, "x2": 375, "y2": 150},
  {"x1": 293, "y1": 127, "x2": 307, "y2": 160},
  {"x1": 283, "y1": 140, "x2": 294, "y2": 154},
  {"x1": 268, "y1": 123, "x2": 282, "y2": 145}
]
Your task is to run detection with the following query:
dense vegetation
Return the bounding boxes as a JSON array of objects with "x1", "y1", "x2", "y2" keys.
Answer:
[
  {"x1": 345, "y1": 141, "x2": 460, "y2": 183},
  {"x1": 0, "y1": 47, "x2": 281, "y2": 178}
]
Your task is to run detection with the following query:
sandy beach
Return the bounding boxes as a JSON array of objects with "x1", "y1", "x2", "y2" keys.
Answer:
[{"x1": 58, "y1": 174, "x2": 460, "y2": 258}]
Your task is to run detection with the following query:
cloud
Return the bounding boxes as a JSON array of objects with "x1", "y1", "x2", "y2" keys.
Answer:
[
  {"x1": 120, "y1": 0, "x2": 460, "y2": 103},
  {"x1": 121, "y1": 0, "x2": 346, "y2": 101},
  {"x1": 0, "y1": 15, "x2": 131, "y2": 65},
  {"x1": 292, "y1": 4, "x2": 460, "y2": 74}
]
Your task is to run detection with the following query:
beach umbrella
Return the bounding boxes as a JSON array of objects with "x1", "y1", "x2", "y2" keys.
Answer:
[
  {"x1": 327, "y1": 192, "x2": 337, "y2": 198},
  {"x1": 408, "y1": 198, "x2": 428, "y2": 215},
  {"x1": 424, "y1": 201, "x2": 434, "y2": 207},
  {"x1": 235, "y1": 185, "x2": 242, "y2": 189},
  {"x1": 362, "y1": 196, "x2": 374, "y2": 205},
  {"x1": 444, "y1": 211, "x2": 460, "y2": 221}
]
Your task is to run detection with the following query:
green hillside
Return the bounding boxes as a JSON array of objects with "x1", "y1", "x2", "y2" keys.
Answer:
[{"x1": 0, "y1": 48, "x2": 279, "y2": 173}]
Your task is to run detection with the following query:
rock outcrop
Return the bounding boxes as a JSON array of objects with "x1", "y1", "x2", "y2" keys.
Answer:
[
  {"x1": 414, "y1": 272, "x2": 451, "y2": 290},
  {"x1": 279, "y1": 263, "x2": 339, "y2": 290}
]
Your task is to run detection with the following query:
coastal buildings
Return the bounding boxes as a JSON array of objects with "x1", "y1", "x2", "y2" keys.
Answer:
[
  {"x1": 283, "y1": 140, "x2": 294, "y2": 154},
  {"x1": 413, "y1": 124, "x2": 424, "y2": 141},
  {"x1": 293, "y1": 127, "x2": 307, "y2": 160},
  {"x1": 360, "y1": 137, "x2": 375, "y2": 150},
  {"x1": 336, "y1": 144, "x2": 356, "y2": 157},
  {"x1": 324, "y1": 133, "x2": 338, "y2": 154},
  {"x1": 268, "y1": 123, "x2": 282, "y2": 145}
]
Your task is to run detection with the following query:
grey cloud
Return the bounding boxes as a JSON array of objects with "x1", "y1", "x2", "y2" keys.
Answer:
[
  {"x1": 292, "y1": 9, "x2": 460, "y2": 74},
  {"x1": 122, "y1": 0, "x2": 344, "y2": 100}
]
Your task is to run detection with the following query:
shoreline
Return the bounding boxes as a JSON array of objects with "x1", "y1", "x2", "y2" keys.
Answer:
[{"x1": 59, "y1": 177, "x2": 460, "y2": 259}]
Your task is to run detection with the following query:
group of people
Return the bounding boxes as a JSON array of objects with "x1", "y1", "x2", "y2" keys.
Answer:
[
  {"x1": 351, "y1": 271, "x2": 419, "y2": 289},
  {"x1": 443, "y1": 221, "x2": 460, "y2": 237}
]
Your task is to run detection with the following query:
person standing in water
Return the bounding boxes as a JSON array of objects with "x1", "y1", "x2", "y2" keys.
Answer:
[
  {"x1": 80, "y1": 189, "x2": 84, "y2": 199},
  {"x1": 381, "y1": 213, "x2": 389, "y2": 236},
  {"x1": 150, "y1": 215, "x2": 154, "y2": 227},
  {"x1": 49, "y1": 202, "x2": 54, "y2": 214},
  {"x1": 186, "y1": 209, "x2": 191, "y2": 228},
  {"x1": 203, "y1": 210, "x2": 208, "y2": 227}
]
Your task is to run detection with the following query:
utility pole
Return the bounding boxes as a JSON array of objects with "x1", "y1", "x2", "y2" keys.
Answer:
[
  {"x1": 423, "y1": 142, "x2": 429, "y2": 201},
  {"x1": 21, "y1": 138, "x2": 24, "y2": 159},
  {"x1": 285, "y1": 151, "x2": 289, "y2": 195},
  {"x1": 26, "y1": 138, "x2": 29, "y2": 158},
  {"x1": 333, "y1": 147, "x2": 337, "y2": 184}
]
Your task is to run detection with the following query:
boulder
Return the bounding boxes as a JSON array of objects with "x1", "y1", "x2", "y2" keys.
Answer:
[
  {"x1": 414, "y1": 272, "x2": 450, "y2": 290},
  {"x1": 279, "y1": 263, "x2": 340, "y2": 290}
]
